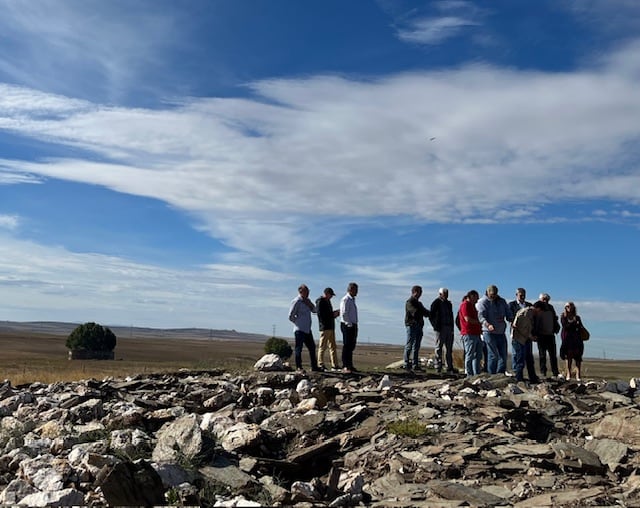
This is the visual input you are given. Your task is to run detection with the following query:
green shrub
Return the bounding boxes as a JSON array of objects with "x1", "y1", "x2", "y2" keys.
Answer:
[
  {"x1": 66, "y1": 322, "x2": 117, "y2": 352},
  {"x1": 386, "y1": 419, "x2": 431, "y2": 438},
  {"x1": 264, "y1": 336, "x2": 292, "y2": 359}
]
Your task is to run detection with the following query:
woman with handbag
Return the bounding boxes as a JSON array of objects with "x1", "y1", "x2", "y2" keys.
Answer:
[{"x1": 560, "y1": 301, "x2": 586, "y2": 381}]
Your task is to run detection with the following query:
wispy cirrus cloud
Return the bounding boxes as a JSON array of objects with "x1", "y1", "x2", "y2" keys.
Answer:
[
  {"x1": 0, "y1": 0, "x2": 184, "y2": 102},
  {"x1": 397, "y1": 16, "x2": 478, "y2": 44},
  {"x1": 0, "y1": 215, "x2": 19, "y2": 230}
]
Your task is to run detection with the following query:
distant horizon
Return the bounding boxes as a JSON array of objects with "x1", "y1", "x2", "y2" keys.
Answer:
[{"x1": 1, "y1": 318, "x2": 635, "y2": 362}]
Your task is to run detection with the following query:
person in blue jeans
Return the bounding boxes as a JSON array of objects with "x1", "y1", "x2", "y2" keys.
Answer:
[
  {"x1": 459, "y1": 290, "x2": 483, "y2": 376},
  {"x1": 403, "y1": 285, "x2": 430, "y2": 371},
  {"x1": 476, "y1": 285, "x2": 513, "y2": 374},
  {"x1": 511, "y1": 301, "x2": 544, "y2": 383},
  {"x1": 288, "y1": 284, "x2": 319, "y2": 372}
]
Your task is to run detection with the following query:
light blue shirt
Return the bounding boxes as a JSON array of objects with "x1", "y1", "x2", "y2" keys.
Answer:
[
  {"x1": 476, "y1": 295, "x2": 513, "y2": 334},
  {"x1": 288, "y1": 296, "x2": 316, "y2": 333}
]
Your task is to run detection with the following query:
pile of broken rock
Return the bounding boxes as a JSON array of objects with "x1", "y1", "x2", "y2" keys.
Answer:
[{"x1": 0, "y1": 353, "x2": 638, "y2": 506}]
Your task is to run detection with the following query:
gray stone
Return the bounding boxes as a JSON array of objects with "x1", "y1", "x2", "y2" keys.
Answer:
[
  {"x1": 17, "y1": 487, "x2": 86, "y2": 507},
  {"x1": 584, "y1": 438, "x2": 628, "y2": 472},
  {"x1": 588, "y1": 408, "x2": 640, "y2": 445},
  {"x1": 254, "y1": 354, "x2": 285, "y2": 371},
  {"x1": 97, "y1": 460, "x2": 165, "y2": 506},
  {"x1": 152, "y1": 414, "x2": 203, "y2": 463},
  {"x1": 428, "y1": 479, "x2": 503, "y2": 506}
]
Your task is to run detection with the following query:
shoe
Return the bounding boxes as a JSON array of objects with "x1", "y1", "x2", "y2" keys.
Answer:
[
  {"x1": 342, "y1": 368, "x2": 352, "y2": 374},
  {"x1": 576, "y1": 377, "x2": 581, "y2": 382},
  {"x1": 311, "y1": 367, "x2": 322, "y2": 372},
  {"x1": 331, "y1": 367, "x2": 341, "y2": 372},
  {"x1": 529, "y1": 377, "x2": 541, "y2": 384},
  {"x1": 296, "y1": 368, "x2": 306, "y2": 374},
  {"x1": 446, "y1": 368, "x2": 459, "y2": 374},
  {"x1": 317, "y1": 365, "x2": 326, "y2": 372},
  {"x1": 413, "y1": 366, "x2": 424, "y2": 372},
  {"x1": 555, "y1": 373, "x2": 564, "y2": 380},
  {"x1": 566, "y1": 374, "x2": 571, "y2": 381}
]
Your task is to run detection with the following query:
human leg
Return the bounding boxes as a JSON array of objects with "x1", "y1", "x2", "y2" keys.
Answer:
[
  {"x1": 496, "y1": 333, "x2": 508, "y2": 374},
  {"x1": 463, "y1": 335, "x2": 480, "y2": 376},
  {"x1": 525, "y1": 340, "x2": 539, "y2": 382},
  {"x1": 317, "y1": 330, "x2": 328, "y2": 368},
  {"x1": 303, "y1": 332, "x2": 318, "y2": 370},
  {"x1": 472, "y1": 336, "x2": 483, "y2": 375},
  {"x1": 434, "y1": 331, "x2": 444, "y2": 372},
  {"x1": 537, "y1": 338, "x2": 548, "y2": 376},
  {"x1": 481, "y1": 340, "x2": 488, "y2": 372},
  {"x1": 412, "y1": 326, "x2": 424, "y2": 368},
  {"x1": 341, "y1": 323, "x2": 357, "y2": 371},
  {"x1": 294, "y1": 331, "x2": 305, "y2": 370},
  {"x1": 511, "y1": 340, "x2": 525, "y2": 381},
  {"x1": 483, "y1": 332, "x2": 499, "y2": 374},
  {"x1": 443, "y1": 326, "x2": 455, "y2": 371},
  {"x1": 403, "y1": 326, "x2": 415, "y2": 369},
  {"x1": 326, "y1": 330, "x2": 339, "y2": 368},
  {"x1": 548, "y1": 336, "x2": 559, "y2": 376}
]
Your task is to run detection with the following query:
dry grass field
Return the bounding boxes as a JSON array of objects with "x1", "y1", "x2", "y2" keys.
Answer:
[{"x1": 0, "y1": 327, "x2": 637, "y2": 386}]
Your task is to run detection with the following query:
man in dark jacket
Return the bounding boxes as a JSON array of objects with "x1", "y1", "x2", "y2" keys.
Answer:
[
  {"x1": 430, "y1": 288, "x2": 456, "y2": 373},
  {"x1": 535, "y1": 293, "x2": 561, "y2": 378},
  {"x1": 404, "y1": 285, "x2": 430, "y2": 371},
  {"x1": 316, "y1": 288, "x2": 340, "y2": 371}
]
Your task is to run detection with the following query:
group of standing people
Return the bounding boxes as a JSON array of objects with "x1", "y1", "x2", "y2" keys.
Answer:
[
  {"x1": 404, "y1": 286, "x2": 458, "y2": 374},
  {"x1": 289, "y1": 281, "x2": 588, "y2": 381},
  {"x1": 457, "y1": 285, "x2": 587, "y2": 381},
  {"x1": 288, "y1": 282, "x2": 359, "y2": 374}
]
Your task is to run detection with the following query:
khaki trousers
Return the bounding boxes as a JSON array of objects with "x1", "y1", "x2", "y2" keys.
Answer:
[{"x1": 318, "y1": 329, "x2": 339, "y2": 368}]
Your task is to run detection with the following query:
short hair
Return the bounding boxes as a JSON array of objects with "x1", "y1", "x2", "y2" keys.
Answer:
[
  {"x1": 540, "y1": 293, "x2": 551, "y2": 302},
  {"x1": 533, "y1": 301, "x2": 546, "y2": 310},
  {"x1": 298, "y1": 284, "x2": 309, "y2": 293},
  {"x1": 516, "y1": 288, "x2": 526, "y2": 294},
  {"x1": 347, "y1": 282, "x2": 358, "y2": 291},
  {"x1": 411, "y1": 285, "x2": 422, "y2": 294},
  {"x1": 464, "y1": 290, "x2": 479, "y2": 301},
  {"x1": 487, "y1": 284, "x2": 498, "y2": 295},
  {"x1": 439, "y1": 287, "x2": 449, "y2": 294}
]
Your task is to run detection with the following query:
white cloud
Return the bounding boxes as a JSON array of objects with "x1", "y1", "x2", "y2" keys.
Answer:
[
  {"x1": 0, "y1": 0, "x2": 183, "y2": 101},
  {"x1": 1, "y1": 41, "x2": 640, "y2": 255},
  {"x1": 0, "y1": 215, "x2": 19, "y2": 230},
  {"x1": 0, "y1": 234, "x2": 292, "y2": 331},
  {"x1": 397, "y1": 16, "x2": 478, "y2": 44}
]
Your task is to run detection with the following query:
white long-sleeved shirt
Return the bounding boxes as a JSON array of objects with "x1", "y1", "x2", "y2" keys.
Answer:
[{"x1": 340, "y1": 293, "x2": 358, "y2": 326}]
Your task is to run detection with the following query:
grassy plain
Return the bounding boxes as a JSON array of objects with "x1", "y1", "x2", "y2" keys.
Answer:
[{"x1": 0, "y1": 328, "x2": 637, "y2": 386}]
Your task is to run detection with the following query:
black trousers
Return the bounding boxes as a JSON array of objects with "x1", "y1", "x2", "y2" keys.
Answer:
[
  {"x1": 537, "y1": 334, "x2": 559, "y2": 376},
  {"x1": 340, "y1": 323, "x2": 358, "y2": 370}
]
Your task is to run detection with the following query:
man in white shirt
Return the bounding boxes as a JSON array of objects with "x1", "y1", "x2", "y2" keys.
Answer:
[{"x1": 339, "y1": 282, "x2": 359, "y2": 374}]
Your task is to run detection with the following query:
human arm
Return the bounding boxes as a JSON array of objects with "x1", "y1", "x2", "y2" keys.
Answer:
[
  {"x1": 341, "y1": 297, "x2": 357, "y2": 326},
  {"x1": 288, "y1": 299, "x2": 299, "y2": 323},
  {"x1": 429, "y1": 300, "x2": 439, "y2": 330}
]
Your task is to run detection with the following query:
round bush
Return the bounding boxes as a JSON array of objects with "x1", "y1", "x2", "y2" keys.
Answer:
[
  {"x1": 264, "y1": 336, "x2": 292, "y2": 359},
  {"x1": 66, "y1": 322, "x2": 117, "y2": 352}
]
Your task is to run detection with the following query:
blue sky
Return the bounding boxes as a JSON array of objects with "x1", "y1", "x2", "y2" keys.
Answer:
[{"x1": 1, "y1": 0, "x2": 639, "y2": 359}]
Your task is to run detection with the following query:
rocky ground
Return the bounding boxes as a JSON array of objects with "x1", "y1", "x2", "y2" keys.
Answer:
[{"x1": 0, "y1": 354, "x2": 638, "y2": 507}]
